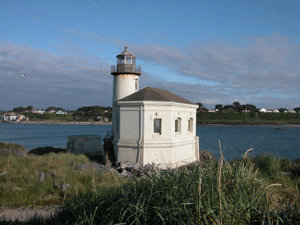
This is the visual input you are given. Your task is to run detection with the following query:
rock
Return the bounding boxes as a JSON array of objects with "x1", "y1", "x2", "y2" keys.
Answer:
[
  {"x1": 116, "y1": 162, "x2": 160, "y2": 177},
  {"x1": 0, "y1": 172, "x2": 7, "y2": 176},
  {"x1": 75, "y1": 162, "x2": 108, "y2": 173},
  {"x1": 28, "y1": 147, "x2": 66, "y2": 156},
  {"x1": 119, "y1": 170, "x2": 132, "y2": 177},
  {"x1": 38, "y1": 171, "x2": 45, "y2": 182}
]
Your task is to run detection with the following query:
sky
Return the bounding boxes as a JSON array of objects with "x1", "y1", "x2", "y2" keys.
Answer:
[{"x1": 0, "y1": 0, "x2": 300, "y2": 111}]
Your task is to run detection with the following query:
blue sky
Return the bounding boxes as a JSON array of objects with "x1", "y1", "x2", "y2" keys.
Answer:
[{"x1": 1, "y1": 0, "x2": 300, "y2": 110}]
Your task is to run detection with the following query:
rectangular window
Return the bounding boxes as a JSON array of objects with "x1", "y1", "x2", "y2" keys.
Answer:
[
  {"x1": 135, "y1": 78, "x2": 138, "y2": 91},
  {"x1": 175, "y1": 118, "x2": 181, "y2": 133},
  {"x1": 126, "y1": 56, "x2": 132, "y2": 64},
  {"x1": 118, "y1": 56, "x2": 125, "y2": 64},
  {"x1": 154, "y1": 118, "x2": 162, "y2": 135},
  {"x1": 188, "y1": 118, "x2": 193, "y2": 132}
]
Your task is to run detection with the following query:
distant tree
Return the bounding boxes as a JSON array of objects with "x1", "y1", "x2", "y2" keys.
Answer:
[
  {"x1": 196, "y1": 102, "x2": 208, "y2": 112},
  {"x1": 233, "y1": 101, "x2": 242, "y2": 113},
  {"x1": 196, "y1": 102, "x2": 203, "y2": 108},
  {"x1": 25, "y1": 105, "x2": 34, "y2": 112},
  {"x1": 242, "y1": 104, "x2": 257, "y2": 112},
  {"x1": 278, "y1": 108, "x2": 287, "y2": 113},
  {"x1": 74, "y1": 105, "x2": 110, "y2": 121},
  {"x1": 46, "y1": 106, "x2": 57, "y2": 112},
  {"x1": 233, "y1": 101, "x2": 241, "y2": 107},
  {"x1": 13, "y1": 107, "x2": 25, "y2": 113},
  {"x1": 46, "y1": 106, "x2": 65, "y2": 112},
  {"x1": 223, "y1": 105, "x2": 234, "y2": 112},
  {"x1": 293, "y1": 107, "x2": 300, "y2": 113},
  {"x1": 215, "y1": 104, "x2": 223, "y2": 112}
]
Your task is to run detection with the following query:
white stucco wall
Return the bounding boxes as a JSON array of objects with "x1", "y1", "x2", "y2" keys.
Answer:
[
  {"x1": 112, "y1": 74, "x2": 139, "y2": 138},
  {"x1": 115, "y1": 101, "x2": 199, "y2": 169},
  {"x1": 112, "y1": 75, "x2": 139, "y2": 103}
]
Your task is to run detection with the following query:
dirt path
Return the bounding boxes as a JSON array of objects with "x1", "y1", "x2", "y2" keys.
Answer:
[{"x1": 0, "y1": 206, "x2": 62, "y2": 222}]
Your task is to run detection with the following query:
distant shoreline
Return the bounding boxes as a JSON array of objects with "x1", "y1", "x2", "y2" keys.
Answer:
[
  {"x1": 1, "y1": 120, "x2": 112, "y2": 125},
  {"x1": 2, "y1": 120, "x2": 300, "y2": 127}
]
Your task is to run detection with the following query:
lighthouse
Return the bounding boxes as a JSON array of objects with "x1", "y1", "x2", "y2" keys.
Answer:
[
  {"x1": 111, "y1": 46, "x2": 141, "y2": 138},
  {"x1": 110, "y1": 47, "x2": 199, "y2": 168}
]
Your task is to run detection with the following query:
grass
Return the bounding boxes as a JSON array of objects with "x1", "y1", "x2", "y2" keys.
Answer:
[
  {"x1": 0, "y1": 145, "x2": 126, "y2": 208},
  {"x1": 1, "y1": 143, "x2": 300, "y2": 224}
]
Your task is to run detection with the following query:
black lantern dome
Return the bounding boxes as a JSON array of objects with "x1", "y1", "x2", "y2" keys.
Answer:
[{"x1": 111, "y1": 46, "x2": 141, "y2": 75}]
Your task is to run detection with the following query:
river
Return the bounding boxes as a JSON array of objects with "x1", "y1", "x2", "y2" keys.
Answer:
[{"x1": 0, "y1": 123, "x2": 299, "y2": 160}]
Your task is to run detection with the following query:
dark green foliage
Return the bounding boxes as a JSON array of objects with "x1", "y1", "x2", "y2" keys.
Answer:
[
  {"x1": 73, "y1": 106, "x2": 112, "y2": 121},
  {"x1": 13, "y1": 107, "x2": 25, "y2": 113},
  {"x1": 197, "y1": 111, "x2": 300, "y2": 125}
]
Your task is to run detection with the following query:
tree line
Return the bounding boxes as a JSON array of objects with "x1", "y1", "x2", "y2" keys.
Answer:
[
  {"x1": 6, "y1": 105, "x2": 112, "y2": 122},
  {"x1": 196, "y1": 102, "x2": 300, "y2": 124},
  {"x1": 196, "y1": 102, "x2": 300, "y2": 113}
]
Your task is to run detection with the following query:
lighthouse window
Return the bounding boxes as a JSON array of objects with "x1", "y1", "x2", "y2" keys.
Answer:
[
  {"x1": 118, "y1": 56, "x2": 125, "y2": 64},
  {"x1": 126, "y1": 56, "x2": 132, "y2": 64},
  {"x1": 175, "y1": 118, "x2": 181, "y2": 133},
  {"x1": 135, "y1": 78, "x2": 138, "y2": 91},
  {"x1": 154, "y1": 118, "x2": 162, "y2": 135}
]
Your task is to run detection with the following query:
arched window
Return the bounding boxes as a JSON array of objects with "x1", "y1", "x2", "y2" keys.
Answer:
[
  {"x1": 175, "y1": 118, "x2": 181, "y2": 133},
  {"x1": 188, "y1": 118, "x2": 193, "y2": 132}
]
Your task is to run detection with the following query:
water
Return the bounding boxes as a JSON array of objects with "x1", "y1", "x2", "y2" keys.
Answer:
[
  {"x1": 197, "y1": 125, "x2": 300, "y2": 160},
  {"x1": 0, "y1": 123, "x2": 299, "y2": 160},
  {"x1": 0, "y1": 123, "x2": 111, "y2": 150}
]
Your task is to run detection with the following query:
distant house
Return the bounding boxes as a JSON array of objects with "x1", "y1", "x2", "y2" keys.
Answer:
[
  {"x1": 288, "y1": 109, "x2": 296, "y2": 113},
  {"x1": 96, "y1": 116, "x2": 109, "y2": 122},
  {"x1": 259, "y1": 108, "x2": 272, "y2": 113},
  {"x1": 273, "y1": 109, "x2": 280, "y2": 113},
  {"x1": 18, "y1": 115, "x2": 29, "y2": 121},
  {"x1": 56, "y1": 111, "x2": 68, "y2": 115},
  {"x1": 32, "y1": 110, "x2": 45, "y2": 114},
  {"x1": 3, "y1": 112, "x2": 18, "y2": 121}
]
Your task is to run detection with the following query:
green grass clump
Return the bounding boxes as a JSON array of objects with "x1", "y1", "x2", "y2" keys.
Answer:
[
  {"x1": 0, "y1": 142, "x2": 25, "y2": 151},
  {"x1": 0, "y1": 151, "x2": 124, "y2": 208}
]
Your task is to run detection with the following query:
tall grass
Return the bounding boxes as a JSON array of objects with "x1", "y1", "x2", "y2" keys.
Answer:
[
  {"x1": 24, "y1": 152, "x2": 295, "y2": 225},
  {"x1": 1, "y1": 147, "x2": 300, "y2": 224}
]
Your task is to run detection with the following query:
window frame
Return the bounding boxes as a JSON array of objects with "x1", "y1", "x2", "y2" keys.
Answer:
[
  {"x1": 188, "y1": 118, "x2": 193, "y2": 132},
  {"x1": 153, "y1": 118, "x2": 162, "y2": 135},
  {"x1": 175, "y1": 117, "x2": 181, "y2": 133}
]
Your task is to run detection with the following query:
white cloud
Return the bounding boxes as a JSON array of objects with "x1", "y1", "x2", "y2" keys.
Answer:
[
  {"x1": 133, "y1": 34, "x2": 300, "y2": 109},
  {"x1": 1, "y1": 33, "x2": 300, "y2": 111},
  {"x1": 0, "y1": 41, "x2": 112, "y2": 110}
]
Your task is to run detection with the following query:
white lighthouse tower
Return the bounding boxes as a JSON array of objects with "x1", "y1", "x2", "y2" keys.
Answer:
[{"x1": 111, "y1": 46, "x2": 141, "y2": 137}]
